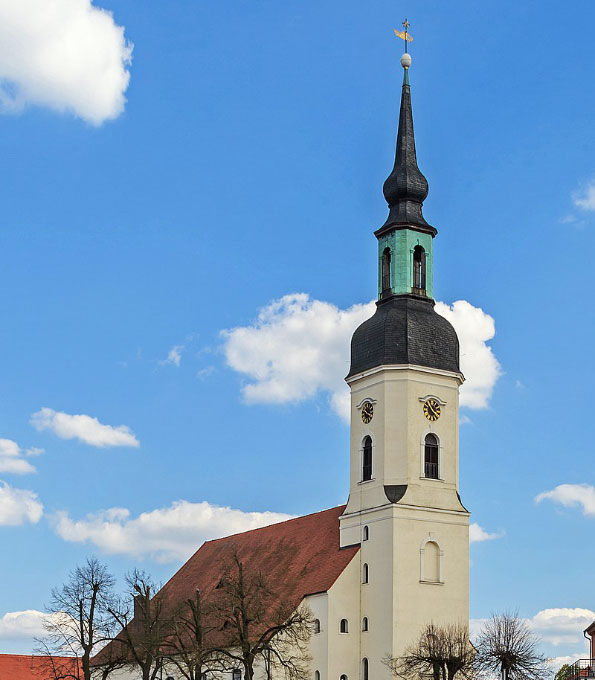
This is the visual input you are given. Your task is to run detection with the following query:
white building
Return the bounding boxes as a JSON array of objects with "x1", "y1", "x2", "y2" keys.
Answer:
[{"x1": 104, "y1": 48, "x2": 469, "y2": 680}]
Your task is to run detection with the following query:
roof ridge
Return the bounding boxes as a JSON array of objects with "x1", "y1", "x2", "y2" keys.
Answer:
[{"x1": 204, "y1": 504, "x2": 346, "y2": 545}]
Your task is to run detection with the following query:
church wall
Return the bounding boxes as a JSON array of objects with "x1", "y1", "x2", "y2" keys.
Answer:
[
  {"x1": 325, "y1": 555, "x2": 361, "y2": 680},
  {"x1": 306, "y1": 591, "x2": 329, "y2": 680}
]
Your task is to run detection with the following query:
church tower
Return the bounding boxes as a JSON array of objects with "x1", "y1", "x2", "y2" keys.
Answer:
[{"x1": 339, "y1": 43, "x2": 470, "y2": 668}]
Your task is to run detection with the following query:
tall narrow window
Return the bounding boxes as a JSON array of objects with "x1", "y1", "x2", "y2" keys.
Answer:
[
  {"x1": 362, "y1": 659, "x2": 369, "y2": 680},
  {"x1": 362, "y1": 617, "x2": 369, "y2": 632},
  {"x1": 424, "y1": 434, "x2": 439, "y2": 479},
  {"x1": 382, "y1": 247, "x2": 391, "y2": 294},
  {"x1": 362, "y1": 436, "x2": 372, "y2": 482},
  {"x1": 424, "y1": 541, "x2": 440, "y2": 582},
  {"x1": 315, "y1": 672, "x2": 320, "y2": 680},
  {"x1": 340, "y1": 619, "x2": 349, "y2": 633},
  {"x1": 233, "y1": 671, "x2": 242, "y2": 680},
  {"x1": 313, "y1": 619, "x2": 321, "y2": 634},
  {"x1": 363, "y1": 526, "x2": 369, "y2": 541},
  {"x1": 413, "y1": 245, "x2": 426, "y2": 292}
]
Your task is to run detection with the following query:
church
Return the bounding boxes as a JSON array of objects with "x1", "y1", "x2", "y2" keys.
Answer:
[
  {"x1": 0, "y1": 37, "x2": 470, "y2": 680},
  {"x1": 109, "y1": 43, "x2": 469, "y2": 680}
]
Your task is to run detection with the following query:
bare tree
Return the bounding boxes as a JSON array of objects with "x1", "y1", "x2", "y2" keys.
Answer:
[
  {"x1": 476, "y1": 612, "x2": 550, "y2": 680},
  {"x1": 210, "y1": 552, "x2": 313, "y2": 680},
  {"x1": 385, "y1": 622, "x2": 475, "y2": 680},
  {"x1": 162, "y1": 589, "x2": 222, "y2": 680},
  {"x1": 107, "y1": 570, "x2": 172, "y2": 680},
  {"x1": 39, "y1": 556, "x2": 124, "y2": 680}
]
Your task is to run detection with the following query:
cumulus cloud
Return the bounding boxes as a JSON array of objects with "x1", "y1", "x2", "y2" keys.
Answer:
[
  {"x1": 52, "y1": 500, "x2": 294, "y2": 562},
  {"x1": 0, "y1": 438, "x2": 38, "y2": 474},
  {"x1": 469, "y1": 522, "x2": 503, "y2": 544},
  {"x1": 160, "y1": 344, "x2": 184, "y2": 367},
  {"x1": 536, "y1": 484, "x2": 595, "y2": 516},
  {"x1": 574, "y1": 181, "x2": 595, "y2": 212},
  {"x1": 532, "y1": 608, "x2": 595, "y2": 647},
  {"x1": 0, "y1": 609, "x2": 48, "y2": 639},
  {"x1": 0, "y1": 0, "x2": 132, "y2": 125},
  {"x1": 222, "y1": 294, "x2": 501, "y2": 421},
  {"x1": 0, "y1": 481, "x2": 43, "y2": 525},
  {"x1": 31, "y1": 407, "x2": 139, "y2": 448},
  {"x1": 471, "y1": 609, "x2": 594, "y2": 665},
  {"x1": 435, "y1": 300, "x2": 501, "y2": 409}
]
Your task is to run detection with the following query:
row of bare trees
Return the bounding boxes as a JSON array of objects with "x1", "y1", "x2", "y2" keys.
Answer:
[
  {"x1": 386, "y1": 613, "x2": 551, "y2": 680},
  {"x1": 39, "y1": 555, "x2": 313, "y2": 680}
]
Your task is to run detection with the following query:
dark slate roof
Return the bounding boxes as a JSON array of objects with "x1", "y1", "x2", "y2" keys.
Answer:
[
  {"x1": 378, "y1": 76, "x2": 435, "y2": 236},
  {"x1": 347, "y1": 295, "x2": 460, "y2": 377}
]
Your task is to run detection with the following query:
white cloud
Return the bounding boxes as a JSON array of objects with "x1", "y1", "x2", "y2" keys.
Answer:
[
  {"x1": 0, "y1": 609, "x2": 48, "y2": 639},
  {"x1": 0, "y1": 0, "x2": 132, "y2": 125},
  {"x1": 532, "y1": 608, "x2": 595, "y2": 647},
  {"x1": 160, "y1": 344, "x2": 184, "y2": 367},
  {"x1": 536, "y1": 484, "x2": 595, "y2": 517},
  {"x1": 0, "y1": 481, "x2": 43, "y2": 525},
  {"x1": 222, "y1": 294, "x2": 501, "y2": 421},
  {"x1": 0, "y1": 438, "x2": 42, "y2": 474},
  {"x1": 435, "y1": 300, "x2": 501, "y2": 409},
  {"x1": 469, "y1": 522, "x2": 503, "y2": 544},
  {"x1": 574, "y1": 181, "x2": 595, "y2": 212},
  {"x1": 52, "y1": 500, "x2": 294, "y2": 563},
  {"x1": 31, "y1": 407, "x2": 139, "y2": 448}
]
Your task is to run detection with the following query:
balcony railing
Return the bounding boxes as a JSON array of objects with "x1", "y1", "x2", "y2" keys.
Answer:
[
  {"x1": 424, "y1": 462, "x2": 439, "y2": 479},
  {"x1": 567, "y1": 659, "x2": 595, "y2": 680}
]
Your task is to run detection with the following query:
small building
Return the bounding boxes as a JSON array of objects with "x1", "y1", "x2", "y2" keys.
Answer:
[
  {"x1": 567, "y1": 622, "x2": 595, "y2": 679},
  {"x1": 0, "y1": 653, "x2": 79, "y2": 679}
]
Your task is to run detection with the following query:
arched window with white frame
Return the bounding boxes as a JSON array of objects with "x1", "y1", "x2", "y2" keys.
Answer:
[
  {"x1": 362, "y1": 659, "x2": 369, "y2": 680},
  {"x1": 362, "y1": 436, "x2": 372, "y2": 482},
  {"x1": 420, "y1": 535, "x2": 443, "y2": 584},
  {"x1": 362, "y1": 563, "x2": 369, "y2": 584},
  {"x1": 362, "y1": 617, "x2": 369, "y2": 632},
  {"x1": 363, "y1": 525, "x2": 369, "y2": 541},
  {"x1": 424, "y1": 433, "x2": 439, "y2": 479}
]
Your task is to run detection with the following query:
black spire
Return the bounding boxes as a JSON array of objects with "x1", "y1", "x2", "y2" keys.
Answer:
[{"x1": 377, "y1": 71, "x2": 435, "y2": 236}]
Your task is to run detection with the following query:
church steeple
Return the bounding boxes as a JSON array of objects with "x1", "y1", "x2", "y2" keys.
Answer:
[{"x1": 379, "y1": 63, "x2": 435, "y2": 236}]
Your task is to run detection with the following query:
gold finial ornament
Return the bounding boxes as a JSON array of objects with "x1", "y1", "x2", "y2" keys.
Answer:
[
  {"x1": 394, "y1": 18, "x2": 413, "y2": 70},
  {"x1": 393, "y1": 18, "x2": 413, "y2": 50}
]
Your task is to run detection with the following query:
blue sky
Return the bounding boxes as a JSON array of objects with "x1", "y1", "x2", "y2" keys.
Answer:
[{"x1": 0, "y1": 0, "x2": 594, "y2": 666}]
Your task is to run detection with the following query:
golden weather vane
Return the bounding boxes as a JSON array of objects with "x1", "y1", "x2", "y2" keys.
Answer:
[{"x1": 393, "y1": 18, "x2": 413, "y2": 53}]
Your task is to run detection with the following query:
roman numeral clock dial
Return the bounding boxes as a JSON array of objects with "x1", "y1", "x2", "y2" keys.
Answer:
[
  {"x1": 361, "y1": 401, "x2": 374, "y2": 424},
  {"x1": 423, "y1": 398, "x2": 441, "y2": 422}
]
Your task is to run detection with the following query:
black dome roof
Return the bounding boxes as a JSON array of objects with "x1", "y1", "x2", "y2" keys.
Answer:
[{"x1": 348, "y1": 296, "x2": 460, "y2": 378}]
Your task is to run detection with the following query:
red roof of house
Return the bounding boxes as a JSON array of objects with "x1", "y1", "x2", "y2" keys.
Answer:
[
  {"x1": 159, "y1": 504, "x2": 358, "y2": 607},
  {"x1": 0, "y1": 654, "x2": 79, "y2": 680}
]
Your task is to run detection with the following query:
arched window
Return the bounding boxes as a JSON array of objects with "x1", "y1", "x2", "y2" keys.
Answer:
[
  {"x1": 362, "y1": 436, "x2": 372, "y2": 482},
  {"x1": 382, "y1": 247, "x2": 391, "y2": 294},
  {"x1": 340, "y1": 675, "x2": 348, "y2": 680},
  {"x1": 315, "y1": 672, "x2": 320, "y2": 680},
  {"x1": 313, "y1": 619, "x2": 321, "y2": 634},
  {"x1": 362, "y1": 659, "x2": 369, "y2": 680},
  {"x1": 424, "y1": 433, "x2": 439, "y2": 479},
  {"x1": 340, "y1": 619, "x2": 349, "y2": 633},
  {"x1": 232, "y1": 671, "x2": 242, "y2": 680},
  {"x1": 362, "y1": 526, "x2": 369, "y2": 541},
  {"x1": 362, "y1": 617, "x2": 369, "y2": 632},
  {"x1": 413, "y1": 245, "x2": 426, "y2": 292},
  {"x1": 423, "y1": 540, "x2": 440, "y2": 582},
  {"x1": 362, "y1": 563, "x2": 369, "y2": 584}
]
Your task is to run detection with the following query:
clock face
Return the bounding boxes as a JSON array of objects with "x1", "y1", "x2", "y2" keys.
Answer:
[
  {"x1": 423, "y1": 398, "x2": 441, "y2": 422},
  {"x1": 361, "y1": 401, "x2": 374, "y2": 424}
]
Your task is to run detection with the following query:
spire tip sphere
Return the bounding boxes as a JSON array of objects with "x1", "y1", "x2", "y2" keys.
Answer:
[{"x1": 400, "y1": 53, "x2": 412, "y2": 69}]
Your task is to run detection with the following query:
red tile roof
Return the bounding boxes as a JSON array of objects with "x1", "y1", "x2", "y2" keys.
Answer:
[
  {"x1": 96, "y1": 505, "x2": 358, "y2": 662},
  {"x1": 159, "y1": 504, "x2": 358, "y2": 609},
  {"x1": 0, "y1": 654, "x2": 79, "y2": 680}
]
